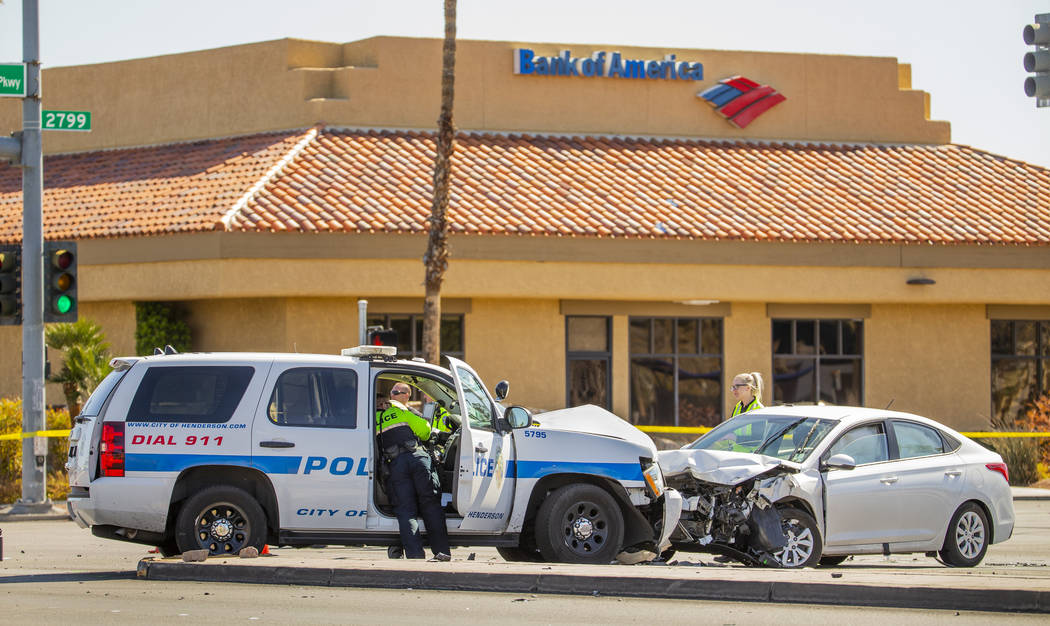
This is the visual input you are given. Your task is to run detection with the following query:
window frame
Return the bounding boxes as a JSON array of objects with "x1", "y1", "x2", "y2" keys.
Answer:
[
  {"x1": 266, "y1": 366, "x2": 359, "y2": 429},
  {"x1": 990, "y1": 319, "x2": 1050, "y2": 426},
  {"x1": 366, "y1": 313, "x2": 465, "y2": 360},
  {"x1": 565, "y1": 315, "x2": 612, "y2": 410},
  {"x1": 771, "y1": 318, "x2": 865, "y2": 406},
  {"x1": 628, "y1": 316, "x2": 724, "y2": 426}
]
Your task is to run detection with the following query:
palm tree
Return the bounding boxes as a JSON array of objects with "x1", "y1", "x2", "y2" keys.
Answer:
[
  {"x1": 45, "y1": 319, "x2": 112, "y2": 416},
  {"x1": 422, "y1": 0, "x2": 457, "y2": 365}
]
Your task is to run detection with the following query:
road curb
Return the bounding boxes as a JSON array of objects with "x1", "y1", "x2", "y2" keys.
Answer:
[{"x1": 136, "y1": 559, "x2": 1050, "y2": 613}]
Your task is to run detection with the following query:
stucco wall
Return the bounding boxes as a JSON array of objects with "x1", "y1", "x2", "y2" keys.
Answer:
[
  {"x1": 866, "y1": 304, "x2": 990, "y2": 430},
  {"x1": 0, "y1": 37, "x2": 949, "y2": 154},
  {"x1": 463, "y1": 298, "x2": 564, "y2": 411}
]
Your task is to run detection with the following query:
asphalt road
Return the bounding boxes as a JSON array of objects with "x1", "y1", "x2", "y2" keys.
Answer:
[{"x1": 1, "y1": 500, "x2": 1048, "y2": 623}]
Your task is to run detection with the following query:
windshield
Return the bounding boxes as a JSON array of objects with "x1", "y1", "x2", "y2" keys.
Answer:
[{"x1": 688, "y1": 414, "x2": 837, "y2": 462}]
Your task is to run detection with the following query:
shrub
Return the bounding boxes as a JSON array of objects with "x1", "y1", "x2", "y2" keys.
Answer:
[
  {"x1": 135, "y1": 301, "x2": 191, "y2": 356},
  {"x1": 988, "y1": 436, "x2": 1041, "y2": 486},
  {"x1": 0, "y1": 398, "x2": 71, "y2": 503}
]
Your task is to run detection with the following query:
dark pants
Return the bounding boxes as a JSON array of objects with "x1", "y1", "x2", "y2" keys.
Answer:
[{"x1": 387, "y1": 448, "x2": 450, "y2": 558}]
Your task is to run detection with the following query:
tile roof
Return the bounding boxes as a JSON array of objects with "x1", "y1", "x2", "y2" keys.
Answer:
[{"x1": 2, "y1": 127, "x2": 1049, "y2": 246}]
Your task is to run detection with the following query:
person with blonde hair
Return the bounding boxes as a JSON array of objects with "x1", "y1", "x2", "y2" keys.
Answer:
[{"x1": 730, "y1": 372, "x2": 764, "y2": 417}]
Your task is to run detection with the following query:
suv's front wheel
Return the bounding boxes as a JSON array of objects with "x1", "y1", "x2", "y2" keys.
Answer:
[
  {"x1": 174, "y1": 485, "x2": 267, "y2": 556},
  {"x1": 535, "y1": 484, "x2": 624, "y2": 564}
]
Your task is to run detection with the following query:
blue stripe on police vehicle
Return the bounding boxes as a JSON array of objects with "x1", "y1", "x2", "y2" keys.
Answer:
[
  {"x1": 125, "y1": 454, "x2": 369, "y2": 476},
  {"x1": 510, "y1": 460, "x2": 644, "y2": 482}
]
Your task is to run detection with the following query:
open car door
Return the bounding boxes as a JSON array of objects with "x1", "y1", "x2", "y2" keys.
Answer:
[{"x1": 446, "y1": 357, "x2": 515, "y2": 531}]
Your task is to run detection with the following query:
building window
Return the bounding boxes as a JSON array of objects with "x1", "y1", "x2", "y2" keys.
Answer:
[
  {"x1": 566, "y1": 316, "x2": 611, "y2": 410},
  {"x1": 772, "y1": 319, "x2": 863, "y2": 405},
  {"x1": 367, "y1": 314, "x2": 464, "y2": 360},
  {"x1": 991, "y1": 320, "x2": 1050, "y2": 426},
  {"x1": 629, "y1": 317, "x2": 723, "y2": 427}
]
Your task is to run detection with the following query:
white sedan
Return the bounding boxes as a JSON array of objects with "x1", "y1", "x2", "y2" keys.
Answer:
[{"x1": 658, "y1": 405, "x2": 1014, "y2": 568}]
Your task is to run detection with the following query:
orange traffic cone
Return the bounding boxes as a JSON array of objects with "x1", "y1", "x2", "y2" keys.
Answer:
[{"x1": 261, "y1": 544, "x2": 270, "y2": 555}]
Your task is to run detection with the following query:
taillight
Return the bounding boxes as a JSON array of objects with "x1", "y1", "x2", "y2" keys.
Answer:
[
  {"x1": 986, "y1": 462, "x2": 1009, "y2": 483},
  {"x1": 99, "y1": 422, "x2": 125, "y2": 477}
]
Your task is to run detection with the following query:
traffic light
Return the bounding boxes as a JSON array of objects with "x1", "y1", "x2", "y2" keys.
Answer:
[
  {"x1": 367, "y1": 326, "x2": 398, "y2": 347},
  {"x1": 0, "y1": 244, "x2": 21, "y2": 326},
  {"x1": 1023, "y1": 14, "x2": 1050, "y2": 107},
  {"x1": 43, "y1": 240, "x2": 77, "y2": 323}
]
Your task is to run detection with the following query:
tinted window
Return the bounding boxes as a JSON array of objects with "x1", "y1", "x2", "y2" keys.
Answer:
[
  {"x1": 128, "y1": 366, "x2": 254, "y2": 423},
  {"x1": 828, "y1": 423, "x2": 889, "y2": 465},
  {"x1": 893, "y1": 421, "x2": 945, "y2": 459},
  {"x1": 81, "y1": 369, "x2": 128, "y2": 417},
  {"x1": 268, "y1": 368, "x2": 357, "y2": 428}
]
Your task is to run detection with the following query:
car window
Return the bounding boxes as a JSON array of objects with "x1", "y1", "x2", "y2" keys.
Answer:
[
  {"x1": 828, "y1": 423, "x2": 889, "y2": 465},
  {"x1": 81, "y1": 368, "x2": 128, "y2": 417},
  {"x1": 893, "y1": 421, "x2": 945, "y2": 459},
  {"x1": 128, "y1": 366, "x2": 255, "y2": 423},
  {"x1": 690, "y1": 415, "x2": 835, "y2": 462},
  {"x1": 268, "y1": 367, "x2": 357, "y2": 428},
  {"x1": 455, "y1": 366, "x2": 494, "y2": 431}
]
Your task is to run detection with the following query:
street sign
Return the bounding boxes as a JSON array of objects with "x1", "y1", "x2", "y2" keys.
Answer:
[
  {"x1": 0, "y1": 63, "x2": 26, "y2": 97},
  {"x1": 42, "y1": 110, "x2": 91, "y2": 131}
]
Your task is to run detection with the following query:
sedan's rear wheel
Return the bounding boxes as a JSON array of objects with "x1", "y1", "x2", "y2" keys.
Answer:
[
  {"x1": 773, "y1": 507, "x2": 822, "y2": 568},
  {"x1": 939, "y1": 502, "x2": 989, "y2": 567}
]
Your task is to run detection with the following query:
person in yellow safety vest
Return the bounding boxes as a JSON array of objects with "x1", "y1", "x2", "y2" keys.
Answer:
[
  {"x1": 432, "y1": 403, "x2": 453, "y2": 433},
  {"x1": 730, "y1": 371, "x2": 765, "y2": 417},
  {"x1": 375, "y1": 383, "x2": 451, "y2": 561}
]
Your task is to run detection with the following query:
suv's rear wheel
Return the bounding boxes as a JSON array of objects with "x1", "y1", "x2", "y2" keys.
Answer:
[
  {"x1": 174, "y1": 486, "x2": 267, "y2": 556},
  {"x1": 535, "y1": 484, "x2": 624, "y2": 564}
]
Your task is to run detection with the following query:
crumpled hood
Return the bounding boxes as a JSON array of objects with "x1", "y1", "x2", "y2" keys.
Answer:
[
  {"x1": 657, "y1": 448, "x2": 802, "y2": 486},
  {"x1": 534, "y1": 405, "x2": 657, "y2": 453}
]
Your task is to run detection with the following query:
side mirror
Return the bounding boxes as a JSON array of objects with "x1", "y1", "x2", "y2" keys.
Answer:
[
  {"x1": 494, "y1": 380, "x2": 510, "y2": 401},
  {"x1": 822, "y1": 453, "x2": 857, "y2": 471},
  {"x1": 506, "y1": 405, "x2": 531, "y2": 429}
]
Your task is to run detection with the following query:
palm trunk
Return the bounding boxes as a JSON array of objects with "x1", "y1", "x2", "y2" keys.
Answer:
[
  {"x1": 422, "y1": 0, "x2": 457, "y2": 365},
  {"x1": 63, "y1": 381, "x2": 80, "y2": 417}
]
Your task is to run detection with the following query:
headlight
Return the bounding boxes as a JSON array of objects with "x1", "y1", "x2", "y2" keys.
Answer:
[{"x1": 642, "y1": 463, "x2": 664, "y2": 499}]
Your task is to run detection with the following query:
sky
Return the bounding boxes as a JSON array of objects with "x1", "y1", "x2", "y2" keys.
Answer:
[{"x1": 1, "y1": 0, "x2": 1048, "y2": 168}]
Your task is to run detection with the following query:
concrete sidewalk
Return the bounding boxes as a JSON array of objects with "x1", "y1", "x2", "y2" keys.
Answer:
[{"x1": 136, "y1": 546, "x2": 1050, "y2": 613}]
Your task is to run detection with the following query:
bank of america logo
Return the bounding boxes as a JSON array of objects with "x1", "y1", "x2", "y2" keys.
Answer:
[{"x1": 698, "y1": 76, "x2": 786, "y2": 129}]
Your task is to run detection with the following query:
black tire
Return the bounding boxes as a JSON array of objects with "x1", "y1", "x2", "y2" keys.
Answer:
[
  {"x1": 156, "y1": 540, "x2": 181, "y2": 558},
  {"x1": 535, "y1": 484, "x2": 624, "y2": 564},
  {"x1": 496, "y1": 546, "x2": 544, "y2": 562},
  {"x1": 818, "y1": 555, "x2": 849, "y2": 567},
  {"x1": 174, "y1": 485, "x2": 267, "y2": 556},
  {"x1": 939, "y1": 502, "x2": 989, "y2": 567},
  {"x1": 773, "y1": 506, "x2": 822, "y2": 568}
]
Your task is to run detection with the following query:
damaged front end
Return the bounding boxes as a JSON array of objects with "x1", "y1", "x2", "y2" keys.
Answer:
[{"x1": 658, "y1": 449, "x2": 805, "y2": 567}]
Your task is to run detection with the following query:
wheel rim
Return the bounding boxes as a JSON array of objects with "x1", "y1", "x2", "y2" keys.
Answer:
[
  {"x1": 560, "y1": 500, "x2": 610, "y2": 557},
  {"x1": 774, "y1": 517, "x2": 815, "y2": 567},
  {"x1": 954, "y1": 510, "x2": 986, "y2": 559},
  {"x1": 194, "y1": 501, "x2": 252, "y2": 555}
]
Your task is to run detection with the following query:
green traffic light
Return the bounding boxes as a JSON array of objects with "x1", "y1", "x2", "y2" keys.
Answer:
[{"x1": 54, "y1": 294, "x2": 73, "y2": 315}]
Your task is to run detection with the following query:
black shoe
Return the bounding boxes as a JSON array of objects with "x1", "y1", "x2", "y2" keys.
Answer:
[
  {"x1": 387, "y1": 546, "x2": 404, "y2": 559},
  {"x1": 429, "y1": 552, "x2": 451, "y2": 562}
]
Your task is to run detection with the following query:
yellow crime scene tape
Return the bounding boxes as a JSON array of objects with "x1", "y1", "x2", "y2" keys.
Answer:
[
  {"x1": 1, "y1": 427, "x2": 1048, "y2": 440},
  {"x1": 634, "y1": 425, "x2": 1050, "y2": 439},
  {"x1": 0, "y1": 429, "x2": 72, "y2": 441}
]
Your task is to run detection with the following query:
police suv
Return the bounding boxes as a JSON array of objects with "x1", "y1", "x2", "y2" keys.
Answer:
[{"x1": 66, "y1": 346, "x2": 680, "y2": 564}]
